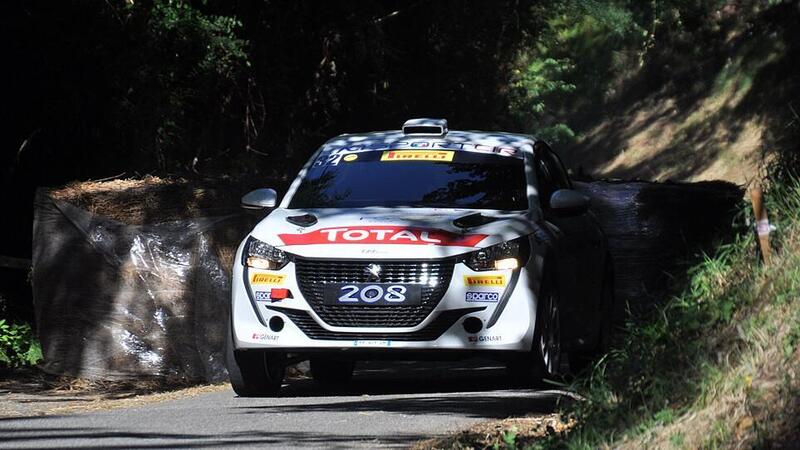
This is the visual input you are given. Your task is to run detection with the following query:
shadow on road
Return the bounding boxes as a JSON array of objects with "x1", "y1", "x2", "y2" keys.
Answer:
[
  {"x1": 0, "y1": 359, "x2": 569, "y2": 449},
  {"x1": 235, "y1": 359, "x2": 569, "y2": 419},
  {"x1": 282, "y1": 359, "x2": 518, "y2": 397},
  {"x1": 0, "y1": 422, "x2": 429, "y2": 449}
]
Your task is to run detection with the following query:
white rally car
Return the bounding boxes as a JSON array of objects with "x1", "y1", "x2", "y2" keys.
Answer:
[{"x1": 226, "y1": 118, "x2": 613, "y2": 396}]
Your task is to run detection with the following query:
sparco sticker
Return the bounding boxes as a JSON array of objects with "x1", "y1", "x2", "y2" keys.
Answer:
[
  {"x1": 251, "y1": 274, "x2": 286, "y2": 285},
  {"x1": 464, "y1": 275, "x2": 506, "y2": 286},
  {"x1": 465, "y1": 291, "x2": 500, "y2": 302},
  {"x1": 278, "y1": 226, "x2": 487, "y2": 247}
]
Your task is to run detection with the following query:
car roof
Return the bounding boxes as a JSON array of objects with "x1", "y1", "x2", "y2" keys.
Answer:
[{"x1": 318, "y1": 119, "x2": 538, "y2": 160}]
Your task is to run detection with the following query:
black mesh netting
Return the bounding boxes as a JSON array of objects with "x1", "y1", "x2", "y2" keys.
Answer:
[
  {"x1": 574, "y1": 180, "x2": 743, "y2": 318},
  {"x1": 32, "y1": 188, "x2": 252, "y2": 381}
]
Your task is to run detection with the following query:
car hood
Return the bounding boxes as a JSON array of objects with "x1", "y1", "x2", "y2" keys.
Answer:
[{"x1": 249, "y1": 207, "x2": 535, "y2": 259}]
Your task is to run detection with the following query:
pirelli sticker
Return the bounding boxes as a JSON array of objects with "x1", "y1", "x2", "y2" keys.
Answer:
[
  {"x1": 251, "y1": 273, "x2": 286, "y2": 285},
  {"x1": 463, "y1": 275, "x2": 506, "y2": 287},
  {"x1": 381, "y1": 150, "x2": 454, "y2": 162}
]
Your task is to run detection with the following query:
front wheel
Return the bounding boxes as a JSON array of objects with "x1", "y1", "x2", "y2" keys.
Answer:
[
  {"x1": 570, "y1": 262, "x2": 614, "y2": 374},
  {"x1": 226, "y1": 323, "x2": 286, "y2": 397},
  {"x1": 506, "y1": 269, "x2": 562, "y2": 387},
  {"x1": 538, "y1": 277, "x2": 562, "y2": 377}
]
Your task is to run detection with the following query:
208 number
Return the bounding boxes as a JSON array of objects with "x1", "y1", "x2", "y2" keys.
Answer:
[{"x1": 338, "y1": 285, "x2": 407, "y2": 303}]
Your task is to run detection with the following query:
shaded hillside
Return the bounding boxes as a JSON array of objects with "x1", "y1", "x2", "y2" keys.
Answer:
[{"x1": 553, "y1": 1, "x2": 800, "y2": 184}]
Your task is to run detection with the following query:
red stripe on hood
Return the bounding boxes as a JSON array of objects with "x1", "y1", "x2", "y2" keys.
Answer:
[{"x1": 278, "y1": 226, "x2": 487, "y2": 247}]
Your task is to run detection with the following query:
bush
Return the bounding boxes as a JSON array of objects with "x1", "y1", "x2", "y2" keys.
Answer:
[{"x1": 0, "y1": 319, "x2": 42, "y2": 369}]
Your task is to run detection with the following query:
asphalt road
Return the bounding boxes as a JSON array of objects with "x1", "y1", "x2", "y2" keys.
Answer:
[{"x1": 0, "y1": 360, "x2": 564, "y2": 449}]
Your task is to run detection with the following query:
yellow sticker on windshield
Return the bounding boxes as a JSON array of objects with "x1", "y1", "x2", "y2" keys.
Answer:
[{"x1": 381, "y1": 150, "x2": 454, "y2": 162}]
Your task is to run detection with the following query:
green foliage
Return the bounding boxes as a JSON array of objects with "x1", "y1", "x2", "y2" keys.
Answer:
[
  {"x1": 122, "y1": 0, "x2": 249, "y2": 170},
  {"x1": 576, "y1": 1, "x2": 636, "y2": 36},
  {"x1": 146, "y1": 1, "x2": 248, "y2": 80},
  {"x1": 508, "y1": 0, "x2": 647, "y2": 143},
  {"x1": 536, "y1": 124, "x2": 577, "y2": 144},
  {"x1": 0, "y1": 320, "x2": 42, "y2": 368},
  {"x1": 500, "y1": 428, "x2": 519, "y2": 450},
  {"x1": 509, "y1": 55, "x2": 577, "y2": 142}
]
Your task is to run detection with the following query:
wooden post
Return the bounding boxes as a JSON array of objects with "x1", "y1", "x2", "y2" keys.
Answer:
[{"x1": 750, "y1": 185, "x2": 772, "y2": 264}]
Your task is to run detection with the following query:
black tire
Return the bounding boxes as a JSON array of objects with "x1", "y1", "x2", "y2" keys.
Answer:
[
  {"x1": 570, "y1": 261, "x2": 614, "y2": 374},
  {"x1": 506, "y1": 267, "x2": 561, "y2": 387},
  {"x1": 310, "y1": 358, "x2": 355, "y2": 387},
  {"x1": 225, "y1": 323, "x2": 286, "y2": 397}
]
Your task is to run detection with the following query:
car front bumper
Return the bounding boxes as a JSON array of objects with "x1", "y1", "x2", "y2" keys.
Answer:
[{"x1": 230, "y1": 244, "x2": 538, "y2": 353}]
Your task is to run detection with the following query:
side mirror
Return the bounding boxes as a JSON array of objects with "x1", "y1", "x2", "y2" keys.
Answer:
[
  {"x1": 241, "y1": 188, "x2": 278, "y2": 209},
  {"x1": 550, "y1": 189, "x2": 590, "y2": 216}
]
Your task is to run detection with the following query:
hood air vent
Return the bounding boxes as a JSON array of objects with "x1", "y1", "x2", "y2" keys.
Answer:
[
  {"x1": 402, "y1": 118, "x2": 448, "y2": 136},
  {"x1": 286, "y1": 213, "x2": 318, "y2": 227}
]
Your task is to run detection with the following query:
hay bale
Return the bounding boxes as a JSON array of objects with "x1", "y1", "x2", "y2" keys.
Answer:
[
  {"x1": 49, "y1": 176, "x2": 243, "y2": 223},
  {"x1": 575, "y1": 180, "x2": 743, "y2": 317},
  {"x1": 32, "y1": 178, "x2": 254, "y2": 382}
]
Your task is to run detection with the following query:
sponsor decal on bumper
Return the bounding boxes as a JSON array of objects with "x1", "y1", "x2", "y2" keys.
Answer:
[
  {"x1": 464, "y1": 275, "x2": 506, "y2": 286},
  {"x1": 251, "y1": 274, "x2": 286, "y2": 284},
  {"x1": 468, "y1": 335, "x2": 502, "y2": 343},
  {"x1": 252, "y1": 333, "x2": 279, "y2": 341},
  {"x1": 465, "y1": 291, "x2": 500, "y2": 302}
]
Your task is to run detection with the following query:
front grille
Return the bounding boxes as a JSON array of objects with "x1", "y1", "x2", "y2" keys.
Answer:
[
  {"x1": 266, "y1": 306, "x2": 484, "y2": 341},
  {"x1": 293, "y1": 257, "x2": 456, "y2": 327}
]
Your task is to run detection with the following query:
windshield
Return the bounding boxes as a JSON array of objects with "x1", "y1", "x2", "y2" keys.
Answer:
[{"x1": 288, "y1": 149, "x2": 528, "y2": 210}]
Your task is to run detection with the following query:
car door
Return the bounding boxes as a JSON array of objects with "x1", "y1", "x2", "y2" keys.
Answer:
[{"x1": 533, "y1": 144, "x2": 605, "y2": 348}]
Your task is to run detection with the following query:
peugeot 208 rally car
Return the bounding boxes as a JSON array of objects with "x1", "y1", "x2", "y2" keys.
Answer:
[{"x1": 226, "y1": 118, "x2": 612, "y2": 396}]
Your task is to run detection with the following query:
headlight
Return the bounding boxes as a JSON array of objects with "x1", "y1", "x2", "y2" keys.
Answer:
[
  {"x1": 244, "y1": 236, "x2": 289, "y2": 270},
  {"x1": 464, "y1": 238, "x2": 527, "y2": 271}
]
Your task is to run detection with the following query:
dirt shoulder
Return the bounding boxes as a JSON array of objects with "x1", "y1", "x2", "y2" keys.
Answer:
[
  {"x1": 0, "y1": 369, "x2": 229, "y2": 418},
  {"x1": 414, "y1": 414, "x2": 573, "y2": 449}
]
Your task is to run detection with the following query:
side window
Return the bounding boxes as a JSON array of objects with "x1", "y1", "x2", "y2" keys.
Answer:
[{"x1": 535, "y1": 144, "x2": 571, "y2": 209}]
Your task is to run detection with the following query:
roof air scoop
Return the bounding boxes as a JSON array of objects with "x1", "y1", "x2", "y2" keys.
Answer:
[{"x1": 402, "y1": 118, "x2": 448, "y2": 136}]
